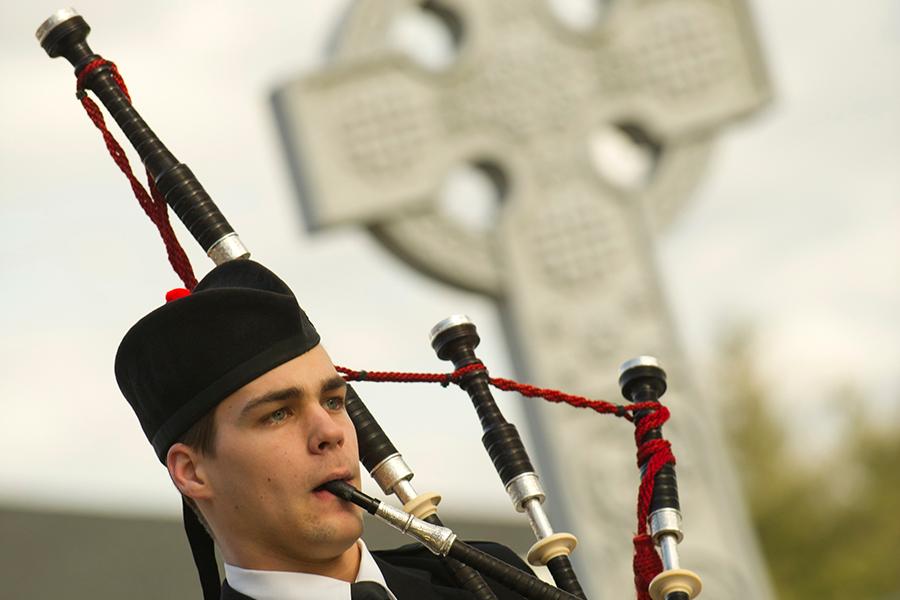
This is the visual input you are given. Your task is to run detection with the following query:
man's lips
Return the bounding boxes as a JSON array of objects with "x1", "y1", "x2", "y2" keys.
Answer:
[{"x1": 313, "y1": 471, "x2": 354, "y2": 493}]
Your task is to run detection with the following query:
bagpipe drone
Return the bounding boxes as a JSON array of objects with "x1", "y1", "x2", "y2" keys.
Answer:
[{"x1": 36, "y1": 9, "x2": 702, "y2": 600}]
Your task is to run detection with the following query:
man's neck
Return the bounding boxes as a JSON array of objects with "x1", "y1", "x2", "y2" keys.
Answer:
[{"x1": 222, "y1": 539, "x2": 362, "y2": 582}]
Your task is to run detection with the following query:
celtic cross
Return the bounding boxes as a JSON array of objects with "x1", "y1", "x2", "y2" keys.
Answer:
[{"x1": 273, "y1": 1, "x2": 773, "y2": 597}]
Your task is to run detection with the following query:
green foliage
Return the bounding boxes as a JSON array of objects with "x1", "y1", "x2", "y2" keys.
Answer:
[{"x1": 717, "y1": 327, "x2": 900, "y2": 600}]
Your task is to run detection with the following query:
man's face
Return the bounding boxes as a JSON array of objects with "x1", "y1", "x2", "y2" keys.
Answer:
[{"x1": 197, "y1": 345, "x2": 362, "y2": 566}]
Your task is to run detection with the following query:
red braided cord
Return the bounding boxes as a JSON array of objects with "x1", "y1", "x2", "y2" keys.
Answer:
[
  {"x1": 76, "y1": 57, "x2": 130, "y2": 101},
  {"x1": 632, "y1": 405, "x2": 675, "y2": 600},
  {"x1": 335, "y1": 363, "x2": 485, "y2": 386},
  {"x1": 489, "y1": 376, "x2": 634, "y2": 421},
  {"x1": 336, "y1": 361, "x2": 677, "y2": 598},
  {"x1": 76, "y1": 58, "x2": 197, "y2": 290},
  {"x1": 337, "y1": 363, "x2": 654, "y2": 418},
  {"x1": 633, "y1": 533, "x2": 663, "y2": 600}
]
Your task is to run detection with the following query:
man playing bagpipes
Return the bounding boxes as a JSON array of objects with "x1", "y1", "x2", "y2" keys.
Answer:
[{"x1": 115, "y1": 258, "x2": 533, "y2": 600}]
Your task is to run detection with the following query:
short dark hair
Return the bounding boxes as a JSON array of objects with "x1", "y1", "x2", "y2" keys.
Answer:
[
  {"x1": 178, "y1": 406, "x2": 218, "y2": 457},
  {"x1": 177, "y1": 408, "x2": 218, "y2": 537}
]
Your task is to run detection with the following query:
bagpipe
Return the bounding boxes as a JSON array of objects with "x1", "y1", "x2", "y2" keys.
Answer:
[{"x1": 37, "y1": 9, "x2": 702, "y2": 600}]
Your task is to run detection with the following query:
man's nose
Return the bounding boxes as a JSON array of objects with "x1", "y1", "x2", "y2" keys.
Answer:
[{"x1": 307, "y1": 405, "x2": 345, "y2": 453}]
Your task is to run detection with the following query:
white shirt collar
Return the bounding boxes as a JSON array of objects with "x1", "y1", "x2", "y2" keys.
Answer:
[{"x1": 224, "y1": 539, "x2": 396, "y2": 600}]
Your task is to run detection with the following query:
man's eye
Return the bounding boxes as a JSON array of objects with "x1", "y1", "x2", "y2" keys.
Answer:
[
  {"x1": 323, "y1": 396, "x2": 345, "y2": 411},
  {"x1": 268, "y1": 408, "x2": 290, "y2": 423}
]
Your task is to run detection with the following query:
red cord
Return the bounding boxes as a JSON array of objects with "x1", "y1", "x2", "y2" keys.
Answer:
[
  {"x1": 76, "y1": 58, "x2": 197, "y2": 290},
  {"x1": 338, "y1": 362, "x2": 675, "y2": 598},
  {"x1": 632, "y1": 406, "x2": 674, "y2": 600}
]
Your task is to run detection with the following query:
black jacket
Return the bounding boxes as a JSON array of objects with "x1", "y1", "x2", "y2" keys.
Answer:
[{"x1": 220, "y1": 542, "x2": 533, "y2": 600}]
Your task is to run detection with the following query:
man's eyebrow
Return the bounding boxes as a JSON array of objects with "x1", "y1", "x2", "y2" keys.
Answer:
[
  {"x1": 240, "y1": 386, "x2": 303, "y2": 417},
  {"x1": 321, "y1": 376, "x2": 347, "y2": 395},
  {"x1": 238, "y1": 377, "x2": 345, "y2": 417}
]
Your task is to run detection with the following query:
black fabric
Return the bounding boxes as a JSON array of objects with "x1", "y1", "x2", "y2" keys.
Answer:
[
  {"x1": 374, "y1": 542, "x2": 534, "y2": 600},
  {"x1": 115, "y1": 259, "x2": 320, "y2": 463},
  {"x1": 220, "y1": 542, "x2": 534, "y2": 600},
  {"x1": 351, "y1": 581, "x2": 391, "y2": 600},
  {"x1": 183, "y1": 498, "x2": 221, "y2": 600},
  {"x1": 220, "y1": 581, "x2": 253, "y2": 600}
]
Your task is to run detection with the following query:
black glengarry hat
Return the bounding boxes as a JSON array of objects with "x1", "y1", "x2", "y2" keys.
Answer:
[{"x1": 115, "y1": 259, "x2": 320, "y2": 463}]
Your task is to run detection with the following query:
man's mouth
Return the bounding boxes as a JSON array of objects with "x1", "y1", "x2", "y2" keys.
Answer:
[{"x1": 313, "y1": 471, "x2": 354, "y2": 493}]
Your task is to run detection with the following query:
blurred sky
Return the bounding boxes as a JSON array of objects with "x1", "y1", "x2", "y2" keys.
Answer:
[{"x1": 0, "y1": 1, "x2": 897, "y2": 520}]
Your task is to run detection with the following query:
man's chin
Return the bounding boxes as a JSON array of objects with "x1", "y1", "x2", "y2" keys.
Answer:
[
  {"x1": 300, "y1": 516, "x2": 364, "y2": 562},
  {"x1": 315, "y1": 504, "x2": 364, "y2": 538}
]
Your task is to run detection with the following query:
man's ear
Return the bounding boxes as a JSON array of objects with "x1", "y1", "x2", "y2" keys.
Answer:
[{"x1": 166, "y1": 442, "x2": 213, "y2": 501}]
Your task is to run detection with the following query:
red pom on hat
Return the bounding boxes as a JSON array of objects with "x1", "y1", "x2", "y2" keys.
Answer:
[{"x1": 165, "y1": 288, "x2": 192, "y2": 303}]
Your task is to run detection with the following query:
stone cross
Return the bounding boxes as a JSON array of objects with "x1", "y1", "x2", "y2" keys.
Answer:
[{"x1": 273, "y1": 1, "x2": 773, "y2": 597}]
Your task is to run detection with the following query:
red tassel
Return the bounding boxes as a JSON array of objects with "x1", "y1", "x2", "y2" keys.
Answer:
[
  {"x1": 633, "y1": 533, "x2": 663, "y2": 600},
  {"x1": 165, "y1": 288, "x2": 191, "y2": 303}
]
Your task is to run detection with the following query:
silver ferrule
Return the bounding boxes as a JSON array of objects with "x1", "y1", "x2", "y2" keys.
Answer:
[
  {"x1": 648, "y1": 508, "x2": 683, "y2": 544},
  {"x1": 207, "y1": 233, "x2": 250, "y2": 264},
  {"x1": 618, "y1": 355, "x2": 662, "y2": 378},
  {"x1": 649, "y1": 508, "x2": 683, "y2": 571},
  {"x1": 36, "y1": 8, "x2": 79, "y2": 43},
  {"x1": 374, "y1": 502, "x2": 456, "y2": 556},
  {"x1": 429, "y1": 314, "x2": 473, "y2": 345},
  {"x1": 523, "y1": 497, "x2": 555, "y2": 539},
  {"x1": 506, "y1": 472, "x2": 545, "y2": 512},
  {"x1": 391, "y1": 479, "x2": 417, "y2": 504},
  {"x1": 370, "y1": 453, "x2": 414, "y2": 497}
]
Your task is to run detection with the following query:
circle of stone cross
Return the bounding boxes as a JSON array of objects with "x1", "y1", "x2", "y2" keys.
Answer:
[
  {"x1": 274, "y1": 0, "x2": 769, "y2": 296},
  {"x1": 272, "y1": 1, "x2": 774, "y2": 598}
]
